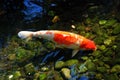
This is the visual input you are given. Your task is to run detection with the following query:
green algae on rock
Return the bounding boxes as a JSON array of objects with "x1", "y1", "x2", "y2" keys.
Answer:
[
  {"x1": 111, "y1": 65, "x2": 120, "y2": 73},
  {"x1": 39, "y1": 73, "x2": 47, "y2": 80},
  {"x1": 78, "y1": 63, "x2": 88, "y2": 73},
  {"x1": 46, "y1": 70, "x2": 62, "y2": 80},
  {"x1": 24, "y1": 63, "x2": 35, "y2": 75},
  {"x1": 85, "y1": 59, "x2": 97, "y2": 71},
  {"x1": 7, "y1": 54, "x2": 16, "y2": 61},
  {"x1": 97, "y1": 67, "x2": 107, "y2": 73},
  {"x1": 104, "y1": 74, "x2": 119, "y2": 80},
  {"x1": 40, "y1": 66, "x2": 49, "y2": 72},
  {"x1": 65, "y1": 59, "x2": 79, "y2": 67},
  {"x1": 44, "y1": 42, "x2": 55, "y2": 50},
  {"x1": 55, "y1": 61, "x2": 65, "y2": 69},
  {"x1": 12, "y1": 71, "x2": 22, "y2": 79},
  {"x1": 15, "y1": 47, "x2": 35, "y2": 63},
  {"x1": 104, "y1": 39, "x2": 112, "y2": 45},
  {"x1": 104, "y1": 19, "x2": 117, "y2": 27},
  {"x1": 52, "y1": 71, "x2": 64, "y2": 80},
  {"x1": 61, "y1": 68, "x2": 71, "y2": 79},
  {"x1": 98, "y1": 45, "x2": 106, "y2": 51},
  {"x1": 99, "y1": 20, "x2": 107, "y2": 25},
  {"x1": 95, "y1": 73, "x2": 103, "y2": 80},
  {"x1": 92, "y1": 51, "x2": 102, "y2": 58},
  {"x1": 113, "y1": 23, "x2": 120, "y2": 34}
]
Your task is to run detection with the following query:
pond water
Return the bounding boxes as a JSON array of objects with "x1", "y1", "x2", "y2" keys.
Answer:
[{"x1": 0, "y1": 0, "x2": 120, "y2": 80}]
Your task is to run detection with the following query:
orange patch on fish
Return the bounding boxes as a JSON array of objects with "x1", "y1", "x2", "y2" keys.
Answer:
[
  {"x1": 46, "y1": 31, "x2": 52, "y2": 34},
  {"x1": 53, "y1": 33, "x2": 78, "y2": 45}
]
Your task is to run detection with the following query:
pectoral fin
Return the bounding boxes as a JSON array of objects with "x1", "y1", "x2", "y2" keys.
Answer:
[
  {"x1": 25, "y1": 37, "x2": 32, "y2": 42},
  {"x1": 72, "y1": 49, "x2": 79, "y2": 57}
]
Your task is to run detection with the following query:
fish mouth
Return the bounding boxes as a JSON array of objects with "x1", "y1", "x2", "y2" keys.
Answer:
[
  {"x1": 18, "y1": 31, "x2": 28, "y2": 39},
  {"x1": 18, "y1": 32, "x2": 23, "y2": 38}
]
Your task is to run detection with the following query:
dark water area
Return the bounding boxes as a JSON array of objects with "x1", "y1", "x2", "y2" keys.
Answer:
[{"x1": 0, "y1": 0, "x2": 120, "y2": 80}]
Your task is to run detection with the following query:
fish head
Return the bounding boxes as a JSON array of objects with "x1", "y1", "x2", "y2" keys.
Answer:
[
  {"x1": 80, "y1": 39, "x2": 97, "y2": 51},
  {"x1": 18, "y1": 31, "x2": 33, "y2": 39}
]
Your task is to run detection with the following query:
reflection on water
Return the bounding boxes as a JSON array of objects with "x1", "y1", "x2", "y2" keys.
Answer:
[
  {"x1": 22, "y1": 0, "x2": 43, "y2": 21},
  {"x1": 41, "y1": 50, "x2": 61, "y2": 63}
]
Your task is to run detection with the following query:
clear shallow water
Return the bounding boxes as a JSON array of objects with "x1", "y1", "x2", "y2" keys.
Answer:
[{"x1": 0, "y1": 0, "x2": 120, "y2": 80}]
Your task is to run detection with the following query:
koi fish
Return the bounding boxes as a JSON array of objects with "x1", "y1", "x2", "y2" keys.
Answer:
[{"x1": 18, "y1": 30, "x2": 97, "y2": 57}]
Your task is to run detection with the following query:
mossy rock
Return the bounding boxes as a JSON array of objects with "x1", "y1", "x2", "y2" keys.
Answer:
[
  {"x1": 44, "y1": 42, "x2": 55, "y2": 50},
  {"x1": 86, "y1": 62, "x2": 96, "y2": 71},
  {"x1": 111, "y1": 65, "x2": 120, "y2": 73},
  {"x1": 93, "y1": 59, "x2": 104, "y2": 66},
  {"x1": 53, "y1": 71, "x2": 63, "y2": 80},
  {"x1": 94, "y1": 37, "x2": 104, "y2": 44},
  {"x1": 39, "y1": 73, "x2": 47, "y2": 80},
  {"x1": 78, "y1": 63, "x2": 88, "y2": 73},
  {"x1": 104, "y1": 74, "x2": 119, "y2": 80},
  {"x1": 98, "y1": 45, "x2": 106, "y2": 51},
  {"x1": 15, "y1": 47, "x2": 35, "y2": 63},
  {"x1": 34, "y1": 72, "x2": 41, "y2": 80},
  {"x1": 12, "y1": 71, "x2": 21, "y2": 79},
  {"x1": 7, "y1": 54, "x2": 16, "y2": 61},
  {"x1": 104, "y1": 19, "x2": 117, "y2": 27},
  {"x1": 97, "y1": 67, "x2": 107, "y2": 73},
  {"x1": 104, "y1": 38, "x2": 112, "y2": 46},
  {"x1": 85, "y1": 59, "x2": 97, "y2": 71},
  {"x1": 24, "y1": 63, "x2": 35, "y2": 75},
  {"x1": 25, "y1": 41, "x2": 42, "y2": 50},
  {"x1": 113, "y1": 24, "x2": 120, "y2": 34},
  {"x1": 95, "y1": 73, "x2": 103, "y2": 79},
  {"x1": 61, "y1": 68, "x2": 71, "y2": 79},
  {"x1": 103, "y1": 49, "x2": 113, "y2": 56},
  {"x1": 65, "y1": 59, "x2": 79, "y2": 67},
  {"x1": 47, "y1": 70, "x2": 63, "y2": 80},
  {"x1": 102, "y1": 57, "x2": 112, "y2": 62},
  {"x1": 55, "y1": 61, "x2": 65, "y2": 69},
  {"x1": 99, "y1": 20, "x2": 107, "y2": 25},
  {"x1": 92, "y1": 51, "x2": 102, "y2": 58},
  {"x1": 76, "y1": 25, "x2": 85, "y2": 31}
]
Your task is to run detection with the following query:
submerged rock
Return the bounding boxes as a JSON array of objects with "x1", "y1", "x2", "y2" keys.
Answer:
[
  {"x1": 65, "y1": 59, "x2": 79, "y2": 67},
  {"x1": 104, "y1": 39, "x2": 112, "y2": 45},
  {"x1": 111, "y1": 65, "x2": 120, "y2": 73},
  {"x1": 104, "y1": 19, "x2": 117, "y2": 27},
  {"x1": 40, "y1": 66, "x2": 49, "y2": 72},
  {"x1": 53, "y1": 71, "x2": 64, "y2": 80},
  {"x1": 113, "y1": 23, "x2": 120, "y2": 34},
  {"x1": 97, "y1": 67, "x2": 107, "y2": 73},
  {"x1": 99, "y1": 20, "x2": 107, "y2": 25},
  {"x1": 104, "y1": 74, "x2": 119, "y2": 80},
  {"x1": 44, "y1": 42, "x2": 55, "y2": 50},
  {"x1": 39, "y1": 73, "x2": 47, "y2": 80},
  {"x1": 34, "y1": 72, "x2": 41, "y2": 80},
  {"x1": 24, "y1": 63, "x2": 35, "y2": 75},
  {"x1": 85, "y1": 60, "x2": 96, "y2": 71},
  {"x1": 7, "y1": 54, "x2": 16, "y2": 61},
  {"x1": 92, "y1": 51, "x2": 102, "y2": 58},
  {"x1": 12, "y1": 71, "x2": 21, "y2": 79},
  {"x1": 98, "y1": 45, "x2": 106, "y2": 51},
  {"x1": 95, "y1": 73, "x2": 103, "y2": 80},
  {"x1": 61, "y1": 68, "x2": 71, "y2": 79},
  {"x1": 15, "y1": 47, "x2": 35, "y2": 63},
  {"x1": 55, "y1": 61, "x2": 65, "y2": 69},
  {"x1": 78, "y1": 64, "x2": 88, "y2": 73}
]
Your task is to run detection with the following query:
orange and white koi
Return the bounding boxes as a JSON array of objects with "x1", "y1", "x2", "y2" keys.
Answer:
[{"x1": 18, "y1": 30, "x2": 97, "y2": 57}]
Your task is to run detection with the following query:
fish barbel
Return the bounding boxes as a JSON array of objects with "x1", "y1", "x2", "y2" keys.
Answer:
[{"x1": 18, "y1": 30, "x2": 97, "y2": 57}]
